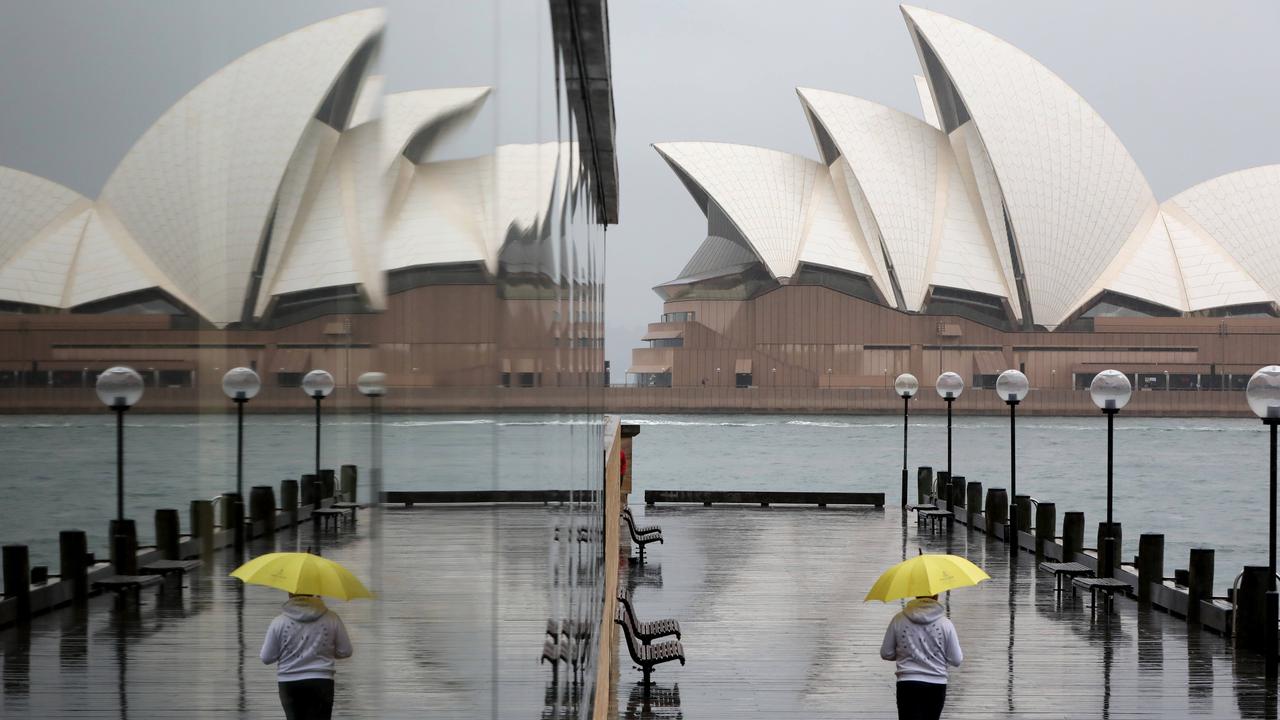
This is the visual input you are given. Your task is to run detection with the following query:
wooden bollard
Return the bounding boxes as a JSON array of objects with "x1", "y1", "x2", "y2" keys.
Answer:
[
  {"x1": 1137, "y1": 534, "x2": 1165, "y2": 606},
  {"x1": 340, "y1": 464, "x2": 357, "y2": 503},
  {"x1": 1187, "y1": 548, "x2": 1215, "y2": 624},
  {"x1": 249, "y1": 486, "x2": 276, "y2": 536},
  {"x1": 2, "y1": 544, "x2": 32, "y2": 622},
  {"x1": 966, "y1": 481, "x2": 983, "y2": 513},
  {"x1": 319, "y1": 468, "x2": 336, "y2": 500},
  {"x1": 281, "y1": 479, "x2": 299, "y2": 525},
  {"x1": 935, "y1": 470, "x2": 950, "y2": 502},
  {"x1": 916, "y1": 467, "x2": 933, "y2": 505},
  {"x1": 1097, "y1": 522, "x2": 1123, "y2": 572},
  {"x1": 949, "y1": 476, "x2": 965, "y2": 508},
  {"x1": 1014, "y1": 496, "x2": 1033, "y2": 535},
  {"x1": 301, "y1": 474, "x2": 318, "y2": 507},
  {"x1": 190, "y1": 499, "x2": 215, "y2": 561},
  {"x1": 58, "y1": 530, "x2": 89, "y2": 604},
  {"x1": 985, "y1": 488, "x2": 1008, "y2": 536},
  {"x1": 1035, "y1": 503, "x2": 1056, "y2": 560},
  {"x1": 108, "y1": 518, "x2": 137, "y2": 575},
  {"x1": 1236, "y1": 565, "x2": 1273, "y2": 651},
  {"x1": 154, "y1": 509, "x2": 181, "y2": 560},
  {"x1": 1062, "y1": 512, "x2": 1085, "y2": 562}
]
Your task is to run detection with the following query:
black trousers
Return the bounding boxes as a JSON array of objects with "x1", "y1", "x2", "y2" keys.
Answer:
[
  {"x1": 278, "y1": 678, "x2": 335, "y2": 720},
  {"x1": 896, "y1": 680, "x2": 947, "y2": 720}
]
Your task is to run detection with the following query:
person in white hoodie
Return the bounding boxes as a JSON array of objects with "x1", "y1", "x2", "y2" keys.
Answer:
[
  {"x1": 260, "y1": 594, "x2": 353, "y2": 720},
  {"x1": 879, "y1": 595, "x2": 963, "y2": 720}
]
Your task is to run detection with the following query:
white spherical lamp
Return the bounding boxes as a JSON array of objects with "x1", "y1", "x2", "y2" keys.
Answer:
[
  {"x1": 1089, "y1": 369, "x2": 1132, "y2": 411},
  {"x1": 935, "y1": 372, "x2": 964, "y2": 400},
  {"x1": 996, "y1": 369, "x2": 1030, "y2": 404},
  {"x1": 301, "y1": 370, "x2": 335, "y2": 399},
  {"x1": 95, "y1": 366, "x2": 145, "y2": 408},
  {"x1": 1246, "y1": 365, "x2": 1280, "y2": 420},
  {"x1": 894, "y1": 373, "x2": 919, "y2": 399},
  {"x1": 221, "y1": 367, "x2": 261, "y2": 401},
  {"x1": 357, "y1": 371, "x2": 387, "y2": 397}
]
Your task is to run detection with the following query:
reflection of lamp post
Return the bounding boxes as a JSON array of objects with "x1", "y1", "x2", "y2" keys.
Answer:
[
  {"x1": 894, "y1": 373, "x2": 919, "y2": 508},
  {"x1": 935, "y1": 372, "x2": 964, "y2": 481},
  {"x1": 1246, "y1": 365, "x2": 1280, "y2": 678},
  {"x1": 997, "y1": 369, "x2": 1030, "y2": 555},
  {"x1": 302, "y1": 370, "x2": 335, "y2": 478},
  {"x1": 357, "y1": 372, "x2": 386, "y2": 509},
  {"x1": 96, "y1": 367, "x2": 144, "y2": 521},
  {"x1": 1089, "y1": 369, "x2": 1132, "y2": 578}
]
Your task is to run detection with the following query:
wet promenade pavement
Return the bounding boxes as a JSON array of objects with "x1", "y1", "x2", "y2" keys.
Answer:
[{"x1": 619, "y1": 505, "x2": 1278, "y2": 719}]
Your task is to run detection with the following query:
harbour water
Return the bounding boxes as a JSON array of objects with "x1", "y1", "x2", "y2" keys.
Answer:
[{"x1": 0, "y1": 412, "x2": 1270, "y2": 592}]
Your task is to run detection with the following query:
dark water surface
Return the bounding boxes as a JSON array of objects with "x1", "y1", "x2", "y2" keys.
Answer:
[{"x1": 0, "y1": 412, "x2": 1271, "y2": 592}]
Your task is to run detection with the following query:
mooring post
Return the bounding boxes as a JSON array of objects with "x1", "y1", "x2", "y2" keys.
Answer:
[
  {"x1": 191, "y1": 499, "x2": 214, "y2": 561},
  {"x1": 2, "y1": 544, "x2": 32, "y2": 622},
  {"x1": 108, "y1": 518, "x2": 137, "y2": 575},
  {"x1": 249, "y1": 486, "x2": 276, "y2": 537},
  {"x1": 1062, "y1": 512, "x2": 1085, "y2": 562},
  {"x1": 1237, "y1": 565, "x2": 1272, "y2": 652},
  {"x1": 281, "y1": 479, "x2": 299, "y2": 527},
  {"x1": 966, "y1": 481, "x2": 983, "y2": 515},
  {"x1": 1097, "y1": 522, "x2": 1123, "y2": 575},
  {"x1": 59, "y1": 530, "x2": 89, "y2": 605},
  {"x1": 154, "y1": 509, "x2": 180, "y2": 560},
  {"x1": 985, "y1": 488, "x2": 1008, "y2": 536},
  {"x1": 1188, "y1": 549, "x2": 1215, "y2": 624},
  {"x1": 935, "y1": 470, "x2": 950, "y2": 505},
  {"x1": 1268, "y1": 591, "x2": 1279, "y2": 679},
  {"x1": 1137, "y1": 534, "x2": 1165, "y2": 606},
  {"x1": 950, "y1": 475, "x2": 966, "y2": 508},
  {"x1": 340, "y1": 464, "x2": 357, "y2": 503},
  {"x1": 319, "y1": 468, "x2": 336, "y2": 500},
  {"x1": 301, "y1": 474, "x2": 318, "y2": 507},
  {"x1": 916, "y1": 466, "x2": 933, "y2": 505},
  {"x1": 1035, "y1": 502, "x2": 1056, "y2": 560}
]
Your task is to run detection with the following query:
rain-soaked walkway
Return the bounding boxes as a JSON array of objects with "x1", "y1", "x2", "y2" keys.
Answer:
[{"x1": 619, "y1": 505, "x2": 1278, "y2": 719}]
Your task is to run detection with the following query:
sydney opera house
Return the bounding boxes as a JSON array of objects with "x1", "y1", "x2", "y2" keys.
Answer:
[
  {"x1": 625, "y1": 5, "x2": 1280, "y2": 414},
  {"x1": 0, "y1": 8, "x2": 615, "y2": 411}
]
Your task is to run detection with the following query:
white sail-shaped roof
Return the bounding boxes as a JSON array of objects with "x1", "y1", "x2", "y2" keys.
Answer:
[
  {"x1": 0, "y1": 207, "x2": 90, "y2": 308},
  {"x1": 903, "y1": 5, "x2": 1158, "y2": 328},
  {"x1": 99, "y1": 9, "x2": 386, "y2": 326},
  {"x1": 798, "y1": 165, "x2": 880, "y2": 286},
  {"x1": 0, "y1": 168, "x2": 88, "y2": 268},
  {"x1": 913, "y1": 75, "x2": 940, "y2": 130},
  {"x1": 654, "y1": 142, "x2": 819, "y2": 281}
]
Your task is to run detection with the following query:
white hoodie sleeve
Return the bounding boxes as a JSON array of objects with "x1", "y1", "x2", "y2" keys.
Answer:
[
  {"x1": 332, "y1": 614, "x2": 353, "y2": 659},
  {"x1": 260, "y1": 618, "x2": 282, "y2": 665},
  {"x1": 880, "y1": 617, "x2": 899, "y2": 661},
  {"x1": 944, "y1": 620, "x2": 963, "y2": 666}
]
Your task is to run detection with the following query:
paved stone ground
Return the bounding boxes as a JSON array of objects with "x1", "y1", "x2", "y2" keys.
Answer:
[{"x1": 617, "y1": 504, "x2": 1278, "y2": 719}]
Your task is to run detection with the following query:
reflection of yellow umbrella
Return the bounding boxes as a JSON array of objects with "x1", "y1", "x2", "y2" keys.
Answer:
[
  {"x1": 865, "y1": 553, "x2": 990, "y2": 602},
  {"x1": 231, "y1": 552, "x2": 374, "y2": 601}
]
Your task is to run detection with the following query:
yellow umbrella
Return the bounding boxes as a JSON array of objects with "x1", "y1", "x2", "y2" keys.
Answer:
[
  {"x1": 864, "y1": 553, "x2": 990, "y2": 602},
  {"x1": 231, "y1": 552, "x2": 374, "y2": 601}
]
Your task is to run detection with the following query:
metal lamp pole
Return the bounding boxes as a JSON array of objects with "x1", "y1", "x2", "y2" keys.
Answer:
[
  {"x1": 1007, "y1": 397, "x2": 1019, "y2": 554},
  {"x1": 114, "y1": 404, "x2": 128, "y2": 520},
  {"x1": 313, "y1": 394, "x2": 323, "y2": 479},
  {"x1": 901, "y1": 393, "x2": 910, "y2": 507},
  {"x1": 945, "y1": 397, "x2": 954, "y2": 480},
  {"x1": 1102, "y1": 406, "x2": 1118, "y2": 578}
]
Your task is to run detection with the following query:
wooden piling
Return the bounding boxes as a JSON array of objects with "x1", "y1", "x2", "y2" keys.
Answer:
[
  {"x1": 340, "y1": 464, "x2": 357, "y2": 503},
  {"x1": 1187, "y1": 548, "x2": 1215, "y2": 624},
  {"x1": 154, "y1": 509, "x2": 180, "y2": 560},
  {"x1": 916, "y1": 466, "x2": 932, "y2": 505},
  {"x1": 1014, "y1": 496, "x2": 1033, "y2": 535},
  {"x1": 1097, "y1": 522, "x2": 1122, "y2": 572},
  {"x1": 1137, "y1": 534, "x2": 1165, "y2": 606},
  {"x1": 301, "y1": 474, "x2": 318, "y2": 507},
  {"x1": 319, "y1": 468, "x2": 336, "y2": 500},
  {"x1": 190, "y1": 499, "x2": 214, "y2": 561},
  {"x1": 966, "y1": 481, "x2": 983, "y2": 513},
  {"x1": 281, "y1": 479, "x2": 299, "y2": 522},
  {"x1": 1034, "y1": 503, "x2": 1056, "y2": 560},
  {"x1": 58, "y1": 530, "x2": 89, "y2": 604},
  {"x1": 249, "y1": 486, "x2": 276, "y2": 536},
  {"x1": 985, "y1": 488, "x2": 1008, "y2": 535},
  {"x1": 108, "y1": 518, "x2": 137, "y2": 575},
  {"x1": 951, "y1": 476, "x2": 966, "y2": 508},
  {"x1": 1062, "y1": 512, "x2": 1085, "y2": 562},
  {"x1": 2, "y1": 544, "x2": 32, "y2": 622},
  {"x1": 1236, "y1": 565, "x2": 1273, "y2": 651},
  {"x1": 935, "y1": 470, "x2": 950, "y2": 503}
]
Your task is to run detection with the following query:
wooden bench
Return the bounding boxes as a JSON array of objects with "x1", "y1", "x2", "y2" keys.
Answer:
[
  {"x1": 906, "y1": 503, "x2": 938, "y2": 513},
  {"x1": 329, "y1": 502, "x2": 361, "y2": 523},
  {"x1": 917, "y1": 509, "x2": 953, "y2": 532},
  {"x1": 311, "y1": 508, "x2": 349, "y2": 531},
  {"x1": 623, "y1": 507, "x2": 662, "y2": 536},
  {"x1": 1072, "y1": 576, "x2": 1131, "y2": 613},
  {"x1": 622, "y1": 511, "x2": 663, "y2": 561},
  {"x1": 615, "y1": 603, "x2": 684, "y2": 688},
  {"x1": 618, "y1": 595, "x2": 681, "y2": 643},
  {"x1": 1038, "y1": 561, "x2": 1093, "y2": 592},
  {"x1": 93, "y1": 574, "x2": 164, "y2": 598}
]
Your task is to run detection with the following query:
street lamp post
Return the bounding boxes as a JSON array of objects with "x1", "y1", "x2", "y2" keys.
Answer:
[
  {"x1": 222, "y1": 368, "x2": 260, "y2": 553},
  {"x1": 997, "y1": 370, "x2": 1030, "y2": 556},
  {"x1": 894, "y1": 373, "x2": 919, "y2": 508},
  {"x1": 302, "y1": 370, "x2": 335, "y2": 479},
  {"x1": 1089, "y1": 369, "x2": 1132, "y2": 579},
  {"x1": 1246, "y1": 365, "x2": 1280, "y2": 677},
  {"x1": 96, "y1": 367, "x2": 144, "y2": 574},
  {"x1": 935, "y1": 372, "x2": 965, "y2": 485}
]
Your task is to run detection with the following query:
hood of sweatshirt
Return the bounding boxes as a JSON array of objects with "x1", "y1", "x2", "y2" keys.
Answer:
[
  {"x1": 903, "y1": 598, "x2": 945, "y2": 625},
  {"x1": 281, "y1": 596, "x2": 329, "y2": 622}
]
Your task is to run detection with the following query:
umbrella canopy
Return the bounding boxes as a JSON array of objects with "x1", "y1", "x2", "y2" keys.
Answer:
[
  {"x1": 864, "y1": 553, "x2": 990, "y2": 602},
  {"x1": 231, "y1": 552, "x2": 374, "y2": 601}
]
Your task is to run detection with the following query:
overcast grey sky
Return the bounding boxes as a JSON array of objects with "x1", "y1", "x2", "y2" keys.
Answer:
[{"x1": 2, "y1": 1, "x2": 1277, "y2": 378}]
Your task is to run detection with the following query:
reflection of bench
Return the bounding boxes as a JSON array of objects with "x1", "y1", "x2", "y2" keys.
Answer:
[
  {"x1": 622, "y1": 511, "x2": 663, "y2": 561},
  {"x1": 1038, "y1": 561, "x2": 1093, "y2": 592},
  {"x1": 93, "y1": 574, "x2": 163, "y2": 598},
  {"x1": 1072, "y1": 577, "x2": 1131, "y2": 613},
  {"x1": 311, "y1": 509, "x2": 349, "y2": 531},
  {"x1": 917, "y1": 509, "x2": 953, "y2": 532},
  {"x1": 618, "y1": 595, "x2": 681, "y2": 643},
  {"x1": 616, "y1": 603, "x2": 685, "y2": 688}
]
